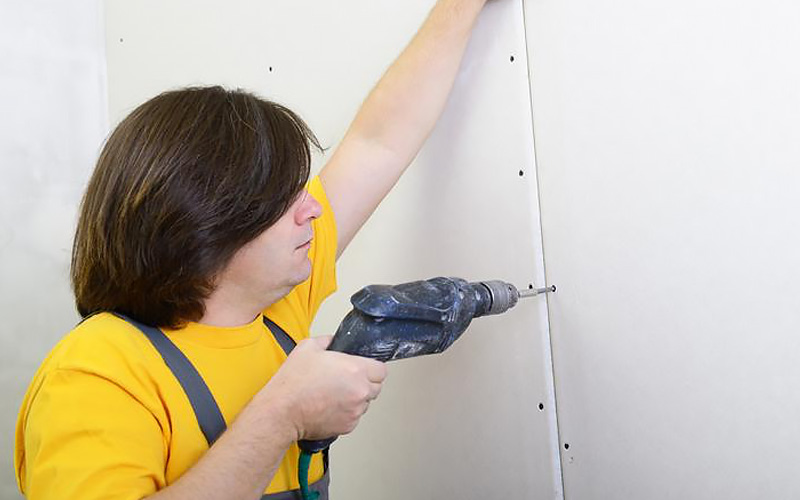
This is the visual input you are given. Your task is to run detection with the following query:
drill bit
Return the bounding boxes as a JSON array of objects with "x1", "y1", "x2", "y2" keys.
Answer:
[{"x1": 518, "y1": 285, "x2": 556, "y2": 299}]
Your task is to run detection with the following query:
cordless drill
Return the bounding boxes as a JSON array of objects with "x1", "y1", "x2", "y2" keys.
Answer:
[{"x1": 300, "y1": 276, "x2": 556, "y2": 454}]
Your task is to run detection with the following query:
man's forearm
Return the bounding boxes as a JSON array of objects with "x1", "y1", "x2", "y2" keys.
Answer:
[
  {"x1": 141, "y1": 336, "x2": 385, "y2": 500},
  {"x1": 320, "y1": 0, "x2": 490, "y2": 255},
  {"x1": 348, "y1": 0, "x2": 488, "y2": 163},
  {"x1": 145, "y1": 391, "x2": 296, "y2": 500}
]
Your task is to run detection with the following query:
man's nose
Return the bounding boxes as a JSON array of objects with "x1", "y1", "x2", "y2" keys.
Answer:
[{"x1": 295, "y1": 191, "x2": 322, "y2": 223}]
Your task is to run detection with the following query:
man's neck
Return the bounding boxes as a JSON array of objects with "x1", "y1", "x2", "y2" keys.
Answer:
[{"x1": 200, "y1": 283, "x2": 288, "y2": 327}]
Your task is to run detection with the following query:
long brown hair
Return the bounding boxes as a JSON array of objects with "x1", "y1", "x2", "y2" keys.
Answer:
[{"x1": 72, "y1": 86, "x2": 321, "y2": 327}]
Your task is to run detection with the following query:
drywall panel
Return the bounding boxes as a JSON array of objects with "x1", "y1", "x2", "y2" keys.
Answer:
[
  {"x1": 0, "y1": 1, "x2": 108, "y2": 498},
  {"x1": 105, "y1": 0, "x2": 562, "y2": 498},
  {"x1": 525, "y1": 0, "x2": 800, "y2": 498}
]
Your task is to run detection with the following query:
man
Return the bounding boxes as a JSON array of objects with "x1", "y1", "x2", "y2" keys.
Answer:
[{"x1": 15, "y1": 0, "x2": 490, "y2": 498}]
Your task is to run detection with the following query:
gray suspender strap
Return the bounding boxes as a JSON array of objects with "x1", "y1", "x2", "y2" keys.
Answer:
[
  {"x1": 119, "y1": 314, "x2": 298, "y2": 444},
  {"x1": 263, "y1": 316, "x2": 296, "y2": 355},
  {"x1": 117, "y1": 313, "x2": 329, "y2": 499},
  {"x1": 115, "y1": 313, "x2": 227, "y2": 446}
]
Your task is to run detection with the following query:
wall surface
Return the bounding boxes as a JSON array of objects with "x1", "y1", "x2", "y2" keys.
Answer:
[
  {"x1": 526, "y1": 0, "x2": 800, "y2": 498},
  {"x1": 104, "y1": 1, "x2": 562, "y2": 499},
  {"x1": 7, "y1": 0, "x2": 799, "y2": 499},
  {"x1": 0, "y1": 1, "x2": 108, "y2": 498}
]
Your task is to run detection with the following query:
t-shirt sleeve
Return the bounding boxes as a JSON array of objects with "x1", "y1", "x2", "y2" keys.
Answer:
[
  {"x1": 292, "y1": 176, "x2": 339, "y2": 320},
  {"x1": 17, "y1": 368, "x2": 167, "y2": 499}
]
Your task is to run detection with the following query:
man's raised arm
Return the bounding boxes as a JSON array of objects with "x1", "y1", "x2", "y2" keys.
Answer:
[{"x1": 319, "y1": 0, "x2": 489, "y2": 258}]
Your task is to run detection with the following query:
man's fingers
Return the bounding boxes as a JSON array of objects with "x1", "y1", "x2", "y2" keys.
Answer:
[
  {"x1": 364, "y1": 359, "x2": 387, "y2": 384},
  {"x1": 324, "y1": 351, "x2": 387, "y2": 383},
  {"x1": 306, "y1": 335, "x2": 333, "y2": 350},
  {"x1": 368, "y1": 382, "x2": 383, "y2": 401}
]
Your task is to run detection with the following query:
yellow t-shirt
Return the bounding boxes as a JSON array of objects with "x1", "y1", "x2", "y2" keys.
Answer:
[{"x1": 15, "y1": 177, "x2": 337, "y2": 499}]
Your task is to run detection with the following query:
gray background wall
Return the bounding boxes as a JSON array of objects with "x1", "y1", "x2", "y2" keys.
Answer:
[
  {"x1": 526, "y1": 0, "x2": 800, "y2": 497},
  {"x1": 0, "y1": 1, "x2": 107, "y2": 498}
]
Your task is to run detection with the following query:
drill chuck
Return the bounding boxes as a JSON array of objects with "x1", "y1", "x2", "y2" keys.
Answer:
[
  {"x1": 475, "y1": 280, "x2": 520, "y2": 316},
  {"x1": 473, "y1": 280, "x2": 556, "y2": 317}
]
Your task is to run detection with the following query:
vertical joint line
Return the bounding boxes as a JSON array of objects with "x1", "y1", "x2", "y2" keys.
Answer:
[{"x1": 519, "y1": 0, "x2": 566, "y2": 498}]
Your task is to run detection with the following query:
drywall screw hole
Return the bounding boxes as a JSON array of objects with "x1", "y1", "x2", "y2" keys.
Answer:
[
  {"x1": 564, "y1": 443, "x2": 570, "y2": 450},
  {"x1": 510, "y1": 55, "x2": 515, "y2": 62},
  {"x1": 269, "y1": 67, "x2": 273, "y2": 72},
  {"x1": 519, "y1": 170, "x2": 524, "y2": 177},
  {"x1": 528, "y1": 284, "x2": 534, "y2": 289},
  {"x1": 119, "y1": 38, "x2": 124, "y2": 43},
  {"x1": 538, "y1": 403, "x2": 544, "y2": 411}
]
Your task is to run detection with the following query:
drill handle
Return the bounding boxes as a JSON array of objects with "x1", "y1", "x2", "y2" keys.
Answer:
[
  {"x1": 298, "y1": 436, "x2": 337, "y2": 454},
  {"x1": 296, "y1": 334, "x2": 354, "y2": 454}
]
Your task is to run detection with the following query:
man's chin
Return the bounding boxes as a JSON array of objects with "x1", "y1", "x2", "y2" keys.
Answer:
[
  {"x1": 291, "y1": 261, "x2": 313, "y2": 287},
  {"x1": 275, "y1": 268, "x2": 312, "y2": 300}
]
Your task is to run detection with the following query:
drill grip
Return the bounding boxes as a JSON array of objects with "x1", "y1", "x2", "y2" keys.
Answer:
[
  {"x1": 298, "y1": 436, "x2": 337, "y2": 454},
  {"x1": 296, "y1": 337, "x2": 355, "y2": 453}
]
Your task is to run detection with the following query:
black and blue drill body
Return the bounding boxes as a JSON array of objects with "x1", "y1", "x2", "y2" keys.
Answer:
[{"x1": 299, "y1": 276, "x2": 554, "y2": 453}]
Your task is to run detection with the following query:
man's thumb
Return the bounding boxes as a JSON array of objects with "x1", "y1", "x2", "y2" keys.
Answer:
[{"x1": 309, "y1": 335, "x2": 333, "y2": 350}]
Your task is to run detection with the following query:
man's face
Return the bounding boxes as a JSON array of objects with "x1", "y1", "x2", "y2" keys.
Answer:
[{"x1": 219, "y1": 188, "x2": 323, "y2": 303}]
